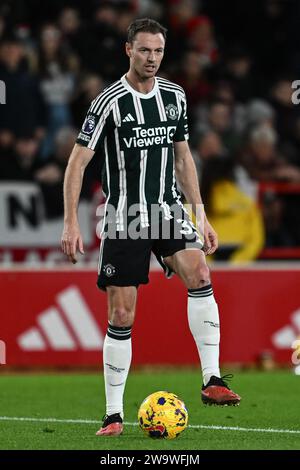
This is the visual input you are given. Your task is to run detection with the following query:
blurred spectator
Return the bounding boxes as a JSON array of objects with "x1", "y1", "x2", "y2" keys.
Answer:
[
  {"x1": 216, "y1": 47, "x2": 257, "y2": 103},
  {"x1": 137, "y1": 0, "x2": 164, "y2": 20},
  {"x1": 0, "y1": 14, "x2": 7, "y2": 41},
  {"x1": 71, "y1": 74, "x2": 104, "y2": 129},
  {"x1": 241, "y1": 126, "x2": 300, "y2": 182},
  {"x1": 192, "y1": 130, "x2": 225, "y2": 176},
  {"x1": 58, "y1": 7, "x2": 81, "y2": 38},
  {"x1": 174, "y1": 49, "x2": 211, "y2": 119},
  {"x1": 115, "y1": 6, "x2": 136, "y2": 38},
  {"x1": 34, "y1": 126, "x2": 77, "y2": 218},
  {"x1": 270, "y1": 78, "x2": 300, "y2": 163},
  {"x1": 89, "y1": 1, "x2": 129, "y2": 80},
  {"x1": 168, "y1": 0, "x2": 198, "y2": 30},
  {"x1": 186, "y1": 15, "x2": 218, "y2": 67},
  {"x1": 262, "y1": 191, "x2": 294, "y2": 247},
  {"x1": 246, "y1": 99, "x2": 275, "y2": 130},
  {"x1": 193, "y1": 129, "x2": 258, "y2": 217},
  {"x1": 241, "y1": 124, "x2": 300, "y2": 248},
  {"x1": 0, "y1": 35, "x2": 45, "y2": 143},
  {"x1": 195, "y1": 130, "x2": 224, "y2": 160},
  {"x1": 164, "y1": 0, "x2": 198, "y2": 69},
  {"x1": 201, "y1": 157, "x2": 265, "y2": 263},
  {"x1": 196, "y1": 100, "x2": 241, "y2": 155},
  {"x1": 251, "y1": 0, "x2": 290, "y2": 80},
  {"x1": 0, "y1": 130, "x2": 14, "y2": 160},
  {"x1": 0, "y1": 132, "x2": 40, "y2": 181},
  {"x1": 57, "y1": 7, "x2": 84, "y2": 59},
  {"x1": 34, "y1": 126, "x2": 99, "y2": 218},
  {"x1": 207, "y1": 80, "x2": 247, "y2": 135},
  {"x1": 57, "y1": 6, "x2": 101, "y2": 77},
  {"x1": 37, "y1": 24, "x2": 78, "y2": 157}
]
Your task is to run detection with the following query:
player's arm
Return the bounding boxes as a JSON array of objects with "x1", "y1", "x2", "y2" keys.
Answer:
[
  {"x1": 174, "y1": 140, "x2": 218, "y2": 255},
  {"x1": 61, "y1": 143, "x2": 95, "y2": 263}
]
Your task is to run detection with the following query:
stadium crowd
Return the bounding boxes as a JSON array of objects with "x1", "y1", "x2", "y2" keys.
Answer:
[{"x1": 1, "y1": 0, "x2": 300, "y2": 261}]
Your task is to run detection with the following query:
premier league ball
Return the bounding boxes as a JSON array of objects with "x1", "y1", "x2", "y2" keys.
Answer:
[{"x1": 138, "y1": 391, "x2": 188, "y2": 439}]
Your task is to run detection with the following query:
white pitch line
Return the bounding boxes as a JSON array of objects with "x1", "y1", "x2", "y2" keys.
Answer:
[{"x1": 0, "y1": 416, "x2": 300, "y2": 435}]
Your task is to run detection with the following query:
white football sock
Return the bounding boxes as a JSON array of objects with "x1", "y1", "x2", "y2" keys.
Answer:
[
  {"x1": 188, "y1": 285, "x2": 221, "y2": 385},
  {"x1": 103, "y1": 324, "x2": 132, "y2": 418}
]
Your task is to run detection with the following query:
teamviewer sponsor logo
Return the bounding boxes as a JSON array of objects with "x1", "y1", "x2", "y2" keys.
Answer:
[
  {"x1": 123, "y1": 126, "x2": 176, "y2": 148},
  {"x1": 17, "y1": 286, "x2": 104, "y2": 351}
]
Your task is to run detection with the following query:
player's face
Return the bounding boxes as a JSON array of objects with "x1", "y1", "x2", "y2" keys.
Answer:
[{"x1": 126, "y1": 32, "x2": 165, "y2": 79}]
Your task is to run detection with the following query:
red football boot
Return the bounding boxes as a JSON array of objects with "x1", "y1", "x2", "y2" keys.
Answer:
[
  {"x1": 96, "y1": 413, "x2": 123, "y2": 436},
  {"x1": 201, "y1": 375, "x2": 241, "y2": 406}
]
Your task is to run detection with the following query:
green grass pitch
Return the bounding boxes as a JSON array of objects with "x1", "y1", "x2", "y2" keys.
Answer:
[{"x1": 0, "y1": 369, "x2": 299, "y2": 450}]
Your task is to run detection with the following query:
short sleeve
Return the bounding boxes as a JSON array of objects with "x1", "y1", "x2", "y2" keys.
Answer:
[
  {"x1": 76, "y1": 97, "x2": 111, "y2": 151},
  {"x1": 173, "y1": 93, "x2": 189, "y2": 142}
]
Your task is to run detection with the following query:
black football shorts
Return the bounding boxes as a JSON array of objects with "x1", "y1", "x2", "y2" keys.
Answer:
[{"x1": 97, "y1": 205, "x2": 202, "y2": 290}]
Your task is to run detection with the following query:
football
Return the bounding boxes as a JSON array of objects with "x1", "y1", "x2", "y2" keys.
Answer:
[{"x1": 138, "y1": 391, "x2": 188, "y2": 439}]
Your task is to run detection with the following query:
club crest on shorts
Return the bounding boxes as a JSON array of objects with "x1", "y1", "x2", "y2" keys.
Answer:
[
  {"x1": 103, "y1": 264, "x2": 116, "y2": 277},
  {"x1": 82, "y1": 114, "x2": 96, "y2": 134},
  {"x1": 165, "y1": 104, "x2": 178, "y2": 120}
]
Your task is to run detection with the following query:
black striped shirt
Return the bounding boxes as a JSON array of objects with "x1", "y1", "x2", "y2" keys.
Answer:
[{"x1": 76, "y1": 75, "x2": 189, "y2": 230}]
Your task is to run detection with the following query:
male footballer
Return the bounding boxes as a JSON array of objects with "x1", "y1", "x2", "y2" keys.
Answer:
[{"x1": 61, "y1": 18, "x2": 240, "y2": 437}]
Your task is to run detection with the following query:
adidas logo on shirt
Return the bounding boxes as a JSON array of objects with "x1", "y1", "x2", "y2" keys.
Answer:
[{"x1": 122, "y1": 113, "x2": 135, "y2": 122}]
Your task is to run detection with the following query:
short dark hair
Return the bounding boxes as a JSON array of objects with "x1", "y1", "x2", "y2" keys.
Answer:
[{"x1": 127, "y1": 18, "x2": 167, "y2": 43}]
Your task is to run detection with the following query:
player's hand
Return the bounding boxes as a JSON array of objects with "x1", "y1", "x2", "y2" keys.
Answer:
[
  {"x1": 61, "y1": 221, "x2": 84, "y2": 264},
  {"x1": 203, "y1": 219, "x2": 218, "y2": 255}
]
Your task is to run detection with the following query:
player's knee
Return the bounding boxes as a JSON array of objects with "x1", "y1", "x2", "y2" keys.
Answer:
[
  {"x1": 185, "y1": 266, "x2": 210, "y2": 289},
  {"x1": 110, "y1": 308, "x2": 134, "y2": 327}
]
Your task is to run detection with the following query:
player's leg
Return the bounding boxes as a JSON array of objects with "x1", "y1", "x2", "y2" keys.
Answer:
[
  {"x1": 96, "y1": 235, "x2": 152, "y2": 435},
  {"x1": 164, "y1": 249, "x2": 240, "y2": 405},
  {"x1": 96, "y1": 285, "x2": 137, "y2": 436},
  {"x1": 165, "y1": 249, "x2": 220, "y2": 383}
]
